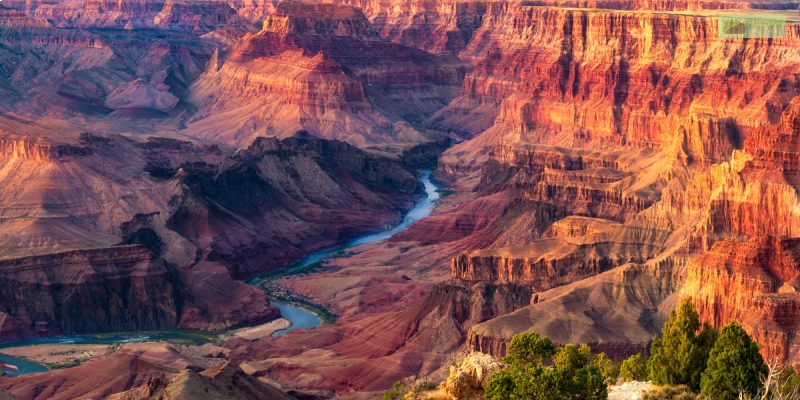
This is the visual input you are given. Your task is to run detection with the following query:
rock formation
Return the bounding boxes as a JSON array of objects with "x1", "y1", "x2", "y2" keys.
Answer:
[
  {"x1": 0, "y1": 246, "x2": 179, "y2": 341},
  {"x1": 106, "y1": 362, "x2": 296, "y2": 400},
  {"x1": 442, "y1": 352, "x2": 505, "y2": 400},
  {"x1": 0, "y1": 343, "x2": 296, "y2": 400},
  {"x1": 0, "y1": 128, "x2": 426, "y2": 340},
  {"x1": 421, "y1": 0, "x2": 800, "y2": 368},
  {"x1": 186, "y1": 0, "x2": 465, "y2": 150}
]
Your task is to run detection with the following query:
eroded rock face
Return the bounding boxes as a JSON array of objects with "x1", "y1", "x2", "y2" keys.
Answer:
[
  {"x1": 106, "y1": 362, "x2": 296, "y2": 400},
  {"x1": 465, "y1": 258, "x2": 686, "y2": 359},
  {"x1": 0, "y1": 130, "x2": 421, "y2": 342},
  {"x1": 682, "y1": 237, "x2": 800, "y2": 364},
  {"x1": 442, "y1": 352, "x2": 505, "y2": 400},
  {"x1": 0, "y1": 246, "x2": 177, "y2": 341},
  {"x1": 428, "y1": 0, "x2": 800, "y2": 368},
  {"x1": 186, "y1": 0, "x2": 465, "y2": 149},
  {"x1": 13, "y1": 0, "x2": 240, "y2": 32},
  {"x1": 104, "y1": 79, "x2": 180, "y2": 113},
  {"x1": 168, "y1": 134, "x2": 421, "y2": 278},
  {"x1": 229, "y1": 280, "x2": 531, "y2": 393},
  {"x1": 327, "y1": 0, "x2": 800, "y2": 57}
]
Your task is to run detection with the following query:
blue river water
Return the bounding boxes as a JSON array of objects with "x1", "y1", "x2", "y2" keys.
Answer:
[
  {"x1": 0, "y1": 170, "x2": 441, "y2": 375},
  {"x1": 0, "y1": 353, "x2": 46, "y2": 377},
  {"x1": 267, "y1": 170, "x2": 441, "y2": 335},
  {"x1": 271, "y1": 302, "x2": 323, "y2": 337}
]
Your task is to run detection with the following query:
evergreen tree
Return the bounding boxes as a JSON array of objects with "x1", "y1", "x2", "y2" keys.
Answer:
[
  {"x1": 504, "y1": 331, "x2": 556, "y2": 369},
  {"x1": 700, "y1": 322, "x2": 767, "y2": 400},
  {"x1": 648, "y1": 300, "x2": 717, "y2": 390},
  {"x1": 486, "y1": 333, "x2": 607, "y2": 400},
  {"x1": 619, "y1": 353, "x2": 648, "y2": 382},
  {"x1": 594, "y1": 352, "x2": 619, "y2": 385}
]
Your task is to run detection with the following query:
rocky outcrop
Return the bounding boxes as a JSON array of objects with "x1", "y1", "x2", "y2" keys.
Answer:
[
  {"x1": 230, "y1": 280, "x2": 531, "y2": 393},
  {"x1": 681, "y1": 237, "x2": 800, "y2": 365},
  {"x1": 0, "y1": 135, "x2": 91, "y2": 162},
  {"x1": 167, "y1": 133, "x2": 421, "y2": 278},
  {"x1": 107, "y1": 362, "x2": 296, "y2": 400},
  {"x1": 437, "y1": 5, "x2": 799, "y2": 146},
  {"x1": 187, "y1": 0, "x2": 464, "y2": 150},
  {"x1": 0, "y1": 352, "x2": 171, "y2": 400},
  {"x1": 154, "y1": 0, "x2": 239, "y2": 33},
  {"x1": 0, "y1": 345, "x2": 293, "y2": 400},
  {"x1": 0, "y1": 244, "x2": 276, "y2": 341},
  {"x1": 452, "y1": 218, "x2": 669, "y2": 287},
  {"x1": 324, "y1": 0, "x2": 799, "y2": 55},
  {"x1": 0, "y1": 246, "x2": 178, "y2": 341},
  {"x1": 20, "y1": 0, "x2": 240, "y2": 32},
  {"x1": 465, "y1": 257, "x2": 687, "y2": 359},
  {"x1": 104, "y1": 79, "x2": 180, "y2": 113},
  {"x1": 0, "y1": 14, "x2": 216, "y2": 120},
  {"x1": 442, "y1": 352, "x2": 505, "y2": 400}
]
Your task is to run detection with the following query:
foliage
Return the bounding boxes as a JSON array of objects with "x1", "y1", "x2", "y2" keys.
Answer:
[
  {"x1": 738, "y1": 361, "x2": 800, "y2": 400},
  {"x1": 485, "y1": 369, "x2": 521, "y2": 400},
  {"x1": 504, "y1": 332, "x2": 556, "y2": 369},
  {"x1": 383, "y1": 378, "x2": 437, "y2": 400},
  {"x1": 619, "y1": 353, "x2": 648, "y2": 382},
  {"x1": 700, "y1": 322, "x2": 767, "y2": 400},
  {"x1": 594, "y1": 352, "x2": 619, "y2": 385},
  {"x1": 384, "y1": 380, "x2": 406, "y2": 400},
  {"x1": 485, "y1": 333, "x2": 607, "y2": 400},
  {"x1": 443, "y1": 352, "x2": 504, "y2": 400},
  {"x1": 648, "y1": 300, "x2": 717, "y2": 390},
  {"x1": 642, "y1": 385, "x2": 697, "y2": 400},
  {"x1": 411, "y1": 380, "x2": 438, "y2": 392},
  {"x1": 769, "y1": 367, "x2": 800, "y2": 399}
]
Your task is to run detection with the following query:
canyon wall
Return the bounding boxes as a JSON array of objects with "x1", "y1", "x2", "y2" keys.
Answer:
[
  {"x1": 0, "y1": 246, "x2": 178, "y2": 341},
  {"x1": 0, "y1": 129, "x2": 424, "y2": 342},
  {"x1": 432, "y1": 1, "x2": 800, "y2": 367}
]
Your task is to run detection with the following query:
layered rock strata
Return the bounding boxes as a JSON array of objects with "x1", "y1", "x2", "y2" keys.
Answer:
[{"x1": 187, "y1": 0, "x2": 465, "y2": 150}]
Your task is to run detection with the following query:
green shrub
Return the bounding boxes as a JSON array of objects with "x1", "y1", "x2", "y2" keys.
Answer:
[
  {"x1": 594, "y1": 352, "x2": 619, "y2": 385},
  {"x1": 648, "y1": 300, "x2": 717, "y2": 390},
  {"x1": 619, "y1": 353, "x2": 648, "y2": 382},
  {"x1": 504, "y1": 331, "x2": 556, "y2": 369},
  {"x1": 383, "y1": 380, "x2": 406, "y2": 400},
  {"x1": 485, "y1": 334, "x2": 607, "y2": 400},
  {"x1": 700, "y1": 322, "x2": 767, "y2": 400},
  {"x1": 642, "y1": 385, "x2": 697, "y2": 400},
  {"x1": 485, "y1": 369, "x2": 518, "y2": 400}
]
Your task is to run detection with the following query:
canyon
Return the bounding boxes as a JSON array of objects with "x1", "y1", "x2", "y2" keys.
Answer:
[{"x1": 0, "y1": 0, "x2": 797, "y2": 399}]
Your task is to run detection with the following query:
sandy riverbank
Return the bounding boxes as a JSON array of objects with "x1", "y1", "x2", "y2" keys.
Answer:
[{"x1": 0, "y1": 344, "x2": 115, "y2": 369}]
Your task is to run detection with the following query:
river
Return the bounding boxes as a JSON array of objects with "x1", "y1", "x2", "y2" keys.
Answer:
[
  {"x1": 0, "y1": 170, "x2": 441, "y2": 375},
  {"x1": 264, "y1": 170, "x2": 441, "y2": 336}
]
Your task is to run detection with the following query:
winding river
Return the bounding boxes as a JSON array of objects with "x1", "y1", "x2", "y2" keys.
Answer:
[
  {"x1": 0, "y1": 170, "x2": 441, "y2": 375},
  {"x1": 264, "y1": 170, "x2": 441, "y2": 336}
]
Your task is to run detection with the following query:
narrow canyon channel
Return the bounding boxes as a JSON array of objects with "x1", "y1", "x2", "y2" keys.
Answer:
[
  {"x1": 257, "y1": 169, "x2": 442, "y2": 336},
  {"x1": 0, "y1": 170, "x2": 442, "y2": 376}
]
